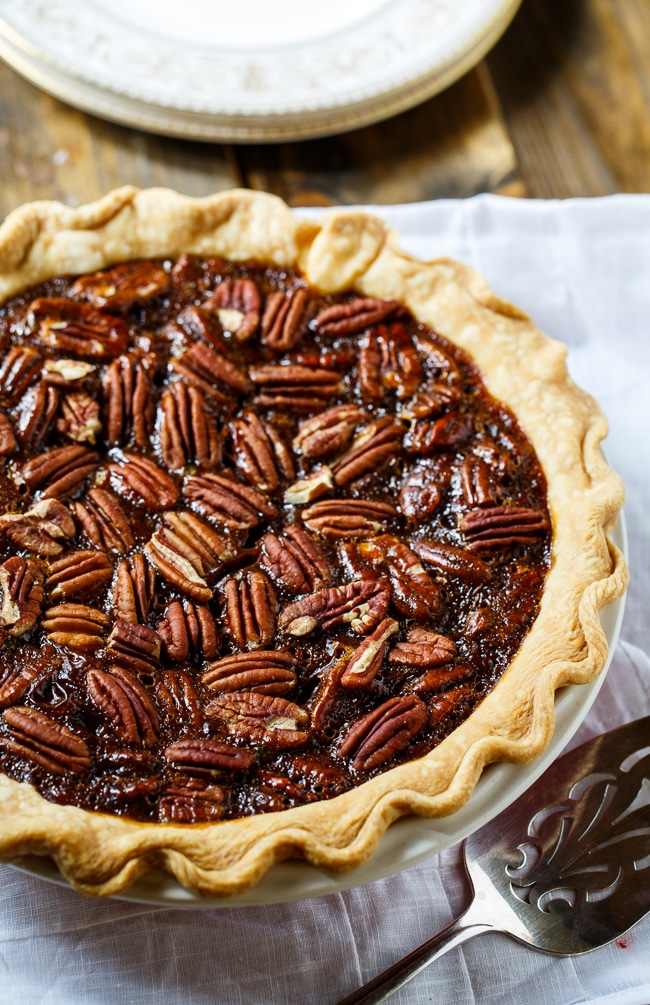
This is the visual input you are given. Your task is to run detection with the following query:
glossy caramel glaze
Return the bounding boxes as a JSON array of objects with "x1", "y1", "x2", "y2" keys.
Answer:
[{"x1": 0, "y1": 255, "x2": 550, "y2": 822}]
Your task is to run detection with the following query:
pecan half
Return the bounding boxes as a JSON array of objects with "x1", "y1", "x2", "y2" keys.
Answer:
[
  {"x1": 111, "y1": 554, "x2": 155, "y2": 624},
  {"x1": 155, "y1": 669, "x2": 202, "y2": 730},
  {"x1": 221, "y1": 570, "x2": 277, "y2": 651},
  {"x1": 249, "y1": 363, "x2": 343, "y2": 413},
  {"x1": 228, "y1": 410, "x2": 294, "y2": 492},
  {"x1": 307, "y1": 656, "x2": 347, "y2": 739},
  {"x1": 399, "y1": 464, "x2": 446, "y2": 523},
  {"x1": 358, "y1": 535, "x2": 443, "y2": 620},
  {"x1": 92, "y1": 774, "x2": 162, "y2": 809},
  {"x1": 0, "y1": 664, "x2": 43, "y2": 708},
  {"x1": 460, "y1": 456, "x2": 495, "y2": 508},
  {"x1": 247, "y1": 771, "x2": 310, "y2": 810},
  {"x1": 157, "y1": 599, "x2": 220, "y2": 662},
  {"x1": 0, "y1": 498, "x2": 76, "y2": 556},
  {"x1": 206, "y1": 692, "x2": 309, "y2": 751},
  {"x1": 411, "y1": 538, "x2": 492, "y2": 584},
  {"x1": 314, "y1": 297, "x2": 403, "y2": 336},
  {"x1": 205, "y1": 278, "x2": 261, "y2": 341},
  {"x1": 202, "y1": 651, "x2": 297, "y2": 696},
  {"x1": 473, "y1": 436, "x2": 514, "y2": 477},
  {"x1": 259, "y1": 525, "x2": 331, "y2": 594},
  {"x1": 151, "y1": 510, "x2": 235, "y2": 582},
  {"x1": 358, "y1": 323, "x2": 422, "y2": 402},
  {"x1": 86, "y1": 666, "x2": 158, "y2": 745},
  {"x1": 175, "y1": 305, "x2": 230, "y2": 350},
  {"x1": 29, "y1": 297, "x2": 128, "y2": 358},
  {"x1": 15, "y1": 381, "x2": 59, "y2": 447},
  {"x1": 70, "y1": 261, "x2": 170, "y2": 310},
  {"x1": 401, "y1": 382, "x2": 462, "y2": 419},
  {"x1": 406, "y1": 412, "x2": 474, "y2": 455},
  {"x1": 427, "y1": 686, "x2": 470, "y2": 728},
  {"x1": 0, "y1": 410, "x2": 17, "y2": 457},
  {"x1": 341, "y1": 617, "x2": 399, "y2": 688},
  {"x1": 145, "y1": 528, "x2": 212, "y2": 603},
  {"x1": 171, "y1": 339, "x2": 252, "y2": 398},
  {"x1": 301, "y1": 499, "x2": 397, "y2": 539},
  {"x1": 102, "y1": 355, "x2": 155, "y2": 449},
  {"x1": 463, "y1": 607, "x2": 494, "y2": 639},
  {"x1": 42, "y1": 358, "x2": 96, "y2": 387},
  {"x1": 460, "y1": 505, "x2": 550, "y2": 551},
  {"x1": 159, "y1": 383, "x2": 220, "y2": 471},
  {"x1": 71, "y1": 487, "x2": 135, "y2": 555},
  {"x1": 158, "y1": 780, "x2": 224, "y2": 823},
  {"x1": 184, "y1": 472, "x2": 276, "y2": 529},
  {"x1": 106, "y1": 621, "x2": 162, "y2": 676},
  {"x1": 403, "y1": 664, "x2": 473, "y2": 697},
  {"x1": 331, "y1": 418, "x2": 403, "y2": 485},
  {"x1": 388, "y1": 627, "x2": 457, "y2": 668},
  {"x1": 413, "y1": 336, "x2": 462, "y2": 383},
  {"x1": 108, "y1": 452, "x2": 179, "y2": 511},
  {"x1": 278, "y1": 578, "x2": 390, "y2": 636},
  {"x1": 56, "y1": 390, "x2": 102, "y2": 444},
  {"x1": 337, "y1": 694, "x2": 427, "y2": 771},
  {"x1": 0, "y1": 557, "x2": 44, "y2": 636},
  {"x1": 41, "y1": 603, "x2": 110, "y2": 650},
  {"x1": 1, "y1": 706, "x2": 90, "y2": 775},
  {"x1": 26, "y1": 499, "x2": 77, "y2": 539},
  {"x1": 22, "y1": 444, "x2": 100, "y2": 499},
  {"x1": 292, "y1": 404, "x2": 365, "y2": 461},
  {"x1": 165, "y1": 737, "x2": 255, "y2": 776},
  {"x1": 259, "y1": 753, "x2": 350, "y2": 801},
  {"x1": 336, "y1": 540, "x2": 367, "y2": 579},
  {"x1": 487, "y1": 566, "x2": 543, "y2": 635},
  {"x1": 261, "y1": 288, "x2": 309, "y2": 351},
  {"x1": 46, "y1": 549, "x2": 113, "y2": 599},
  {"x1": 0, "y1": 346, "x2": 43, "y2": 404}
]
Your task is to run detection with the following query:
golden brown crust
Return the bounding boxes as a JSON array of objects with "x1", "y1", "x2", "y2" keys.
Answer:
[{"x1": 0, "y1": 188, "x2": 627, "y2": 898}]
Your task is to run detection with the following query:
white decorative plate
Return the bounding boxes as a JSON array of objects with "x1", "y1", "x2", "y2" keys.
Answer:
[
  {"x1": 12, "y1": 515, "x2": 627, "y2": 908},
  {"x1": 0, "y1": 0, "x2": 522, "y2": 141}
]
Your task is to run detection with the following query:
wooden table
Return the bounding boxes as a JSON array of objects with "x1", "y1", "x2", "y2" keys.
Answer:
[{"x1": 1, "y1": 0, "x2": 650, "y2": 221}]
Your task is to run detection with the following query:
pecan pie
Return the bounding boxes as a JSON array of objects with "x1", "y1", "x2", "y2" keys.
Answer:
[{"x1": 0, "y1": 188, "x2": 627, "y2": 897}]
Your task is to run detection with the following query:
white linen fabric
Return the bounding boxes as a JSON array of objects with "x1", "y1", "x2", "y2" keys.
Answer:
[{"x1": 0, "y1": 194, "x2": 648, "y2": 1005}]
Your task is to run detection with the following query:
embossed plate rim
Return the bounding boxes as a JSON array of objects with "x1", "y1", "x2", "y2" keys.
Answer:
[
  {"x1": 11, "y1": 513, "x2": 628, "y2": 907},
  {"x1": 0, "y1": 0, "x2": 522, "y2": 141}
]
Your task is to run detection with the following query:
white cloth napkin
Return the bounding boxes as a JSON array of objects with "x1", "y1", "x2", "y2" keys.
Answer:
[{"x1": 1, "y1": 194, "x2": 648, "y2": 1005}]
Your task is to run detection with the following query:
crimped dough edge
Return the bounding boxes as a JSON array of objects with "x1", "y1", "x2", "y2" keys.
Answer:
[{"x1": 0, "y1": 188, "x2": 628, "y2": 898}]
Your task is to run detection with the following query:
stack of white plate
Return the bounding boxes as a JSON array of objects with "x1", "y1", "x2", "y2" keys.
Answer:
[{"x1": 0, "y1": 0, "x2": 521, "y2": 142}]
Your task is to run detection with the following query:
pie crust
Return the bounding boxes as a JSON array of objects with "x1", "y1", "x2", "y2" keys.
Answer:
[{"x1": 0, "y1": 187, "x2": 627, "y2": 898}]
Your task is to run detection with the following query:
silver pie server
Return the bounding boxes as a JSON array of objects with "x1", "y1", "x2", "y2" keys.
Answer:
[{"x1": 337, "y1": 714, "x2": 650, "y2": 1005}]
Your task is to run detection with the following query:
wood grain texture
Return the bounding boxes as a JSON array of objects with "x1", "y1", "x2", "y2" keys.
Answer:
[
  {"x1": 0, "y1": 63, "x2": 241, "y2": 222},
  {"x1": 1, "y1": 0, "x2": 649, "y2": 221},
  {"x1": 486, "y1": 0, "x2": 650, "y2": 197},
  {"x1": 237, "y1": 65, "x2": 522, "y2": 206}
]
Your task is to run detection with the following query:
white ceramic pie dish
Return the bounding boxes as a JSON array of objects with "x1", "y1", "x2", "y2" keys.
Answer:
[{"x1": 0, "y1": 187, "x2": 626, "y2": 903}]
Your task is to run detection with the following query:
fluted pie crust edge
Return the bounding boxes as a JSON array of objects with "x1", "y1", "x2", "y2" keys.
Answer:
[{"x1": 0, "y1": 187, "x2": 628, "y2": 898}]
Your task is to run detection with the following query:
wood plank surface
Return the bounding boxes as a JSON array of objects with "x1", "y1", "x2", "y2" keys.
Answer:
[
  {"x1": 0, "y1": 62, "x2": 241, "y2": 221},
  {"x1": 237, "y1": 64, "x2": 523, "y2": 206},
  {"x1": 486, "y1": 0, "x2": 650, "y2": 197},
  {"x1": 1, "y1": 0, "x2": 650, "y2": 223}
]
